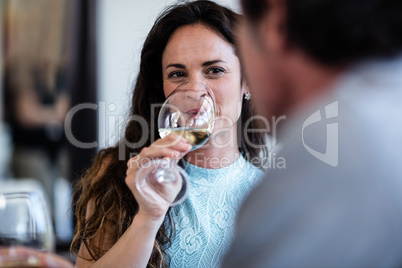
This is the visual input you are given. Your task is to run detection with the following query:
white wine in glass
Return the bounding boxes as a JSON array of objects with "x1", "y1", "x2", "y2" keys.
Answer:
[{"x1": 159, "y1": 127, "x2": 211, "y2": 150}]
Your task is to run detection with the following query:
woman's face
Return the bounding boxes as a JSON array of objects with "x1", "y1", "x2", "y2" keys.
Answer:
[{"x1": 162, "y1": 24, "x2": 245, "y2": 135}]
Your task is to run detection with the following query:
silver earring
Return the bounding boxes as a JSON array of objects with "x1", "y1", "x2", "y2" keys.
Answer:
[{"x1": 244, "y1": 92, "x2": 251, "y2": 100}]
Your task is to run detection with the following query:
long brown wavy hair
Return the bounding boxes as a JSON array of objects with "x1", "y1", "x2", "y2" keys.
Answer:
[{"x1": 71, "y1": 1, "x2": 267, "y2": 267}]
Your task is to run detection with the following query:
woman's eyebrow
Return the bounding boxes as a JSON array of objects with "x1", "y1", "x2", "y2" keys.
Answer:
[
  {"x1": 202, "y1": 60, "x2": 227, "y2": 67},
  {"x1": 165, "y1": 60, "x2": 227, "y2": 70},
  {"x1": 166, "y1": 63, "x2": 186, "y2": 69}
]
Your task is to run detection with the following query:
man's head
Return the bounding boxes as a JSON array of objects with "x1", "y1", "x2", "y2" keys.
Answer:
[{"x1": 239, "y1": 0, "x2": 402, "y2": 120}]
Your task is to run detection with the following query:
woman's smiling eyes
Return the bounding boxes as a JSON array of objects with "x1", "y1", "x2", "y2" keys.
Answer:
[
  {"x1": 206, "y1": 67, "x2": 225, "y2": 77},
  {"x1": 168, "y1": 71, "x2": 186, "y2": 78},
  {"x1": 167, "y1": 67, "x2": 226, "y2": 80}
]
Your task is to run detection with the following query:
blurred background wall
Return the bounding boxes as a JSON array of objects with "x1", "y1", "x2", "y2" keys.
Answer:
[
  {"x1": 0, "y1": 1, "x2": 10, "y2": 179},
  {"x1": 1, "y1": 0, "x2": 81, "y2": 251}
]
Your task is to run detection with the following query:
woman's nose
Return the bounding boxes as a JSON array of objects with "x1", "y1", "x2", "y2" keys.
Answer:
[{"x1": 178, "y1": 81, "x2": 209, "y2": 101}]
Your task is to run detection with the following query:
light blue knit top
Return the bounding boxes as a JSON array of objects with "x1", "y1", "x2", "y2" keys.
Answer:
[{"x1": 165, "y1": 155, "x2": 264, "y2": 268}]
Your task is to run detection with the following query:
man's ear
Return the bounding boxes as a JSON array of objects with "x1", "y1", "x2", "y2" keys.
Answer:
[{"x1": 260, "y1": 0, "x2": 288, "y2": 54}]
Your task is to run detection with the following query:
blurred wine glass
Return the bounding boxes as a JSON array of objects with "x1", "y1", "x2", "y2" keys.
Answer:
[{"x1": 0, "y1": 192, "x2": 55, "y2": 267}]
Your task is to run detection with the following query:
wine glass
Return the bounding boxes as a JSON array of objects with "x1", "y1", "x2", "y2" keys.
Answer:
[
  {"x1": 0, "y1": 191, "x2": 55, "y2": 267},
  {"x1": 136, "y1": 82, "x2": 215, "y2": 206}
]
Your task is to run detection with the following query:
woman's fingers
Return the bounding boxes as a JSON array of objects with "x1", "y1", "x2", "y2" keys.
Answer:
[
  {"x1": 127, "y1": 148, "x2": 179, "y2": 172},
  {"x1": 127, "y1": 134, "x2": 191, "y2": 170}
]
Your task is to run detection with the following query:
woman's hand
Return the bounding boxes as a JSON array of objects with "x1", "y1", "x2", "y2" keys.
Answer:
[{"x1": 125, "y1": 134, "x2": 191, "y2": 225}]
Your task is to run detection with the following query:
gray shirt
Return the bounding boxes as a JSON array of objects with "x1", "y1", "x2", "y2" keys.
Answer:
[{"x1": 223, "y1": 55, "x2": 402, "y2": 268}]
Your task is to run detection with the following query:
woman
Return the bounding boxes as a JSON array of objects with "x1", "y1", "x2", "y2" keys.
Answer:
[{"x1": 71, "y1": 1, "x2": 267, "y2": 267}]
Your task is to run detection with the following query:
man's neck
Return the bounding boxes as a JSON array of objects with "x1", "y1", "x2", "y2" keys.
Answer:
[{"x1": 286, "y1": 55, "x2": 346, "y2": 115}]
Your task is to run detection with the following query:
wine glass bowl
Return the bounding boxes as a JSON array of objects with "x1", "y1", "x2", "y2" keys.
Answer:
[
  {"x1": 0, "y1": 191, "x2": 55, "y2": 267},
  {"x1": 136, "y1": 82, "x2": 215, "y2": 206},
  {"x1": 135, "y1": 159, "x2": 189, "y2": 205},
  {"x1": 158, "y1": 82, "x2": 215, "y2": 150}
]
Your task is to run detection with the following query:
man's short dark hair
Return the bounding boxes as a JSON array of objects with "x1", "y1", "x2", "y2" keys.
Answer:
[{"x1": 241, "y1": 0, "x2": 402, "y2": 65}]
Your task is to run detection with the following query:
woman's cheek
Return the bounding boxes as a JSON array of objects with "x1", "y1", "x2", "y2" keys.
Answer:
[{"x1": 162, "y1": 81, "x2": 176, "y2": 97}]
